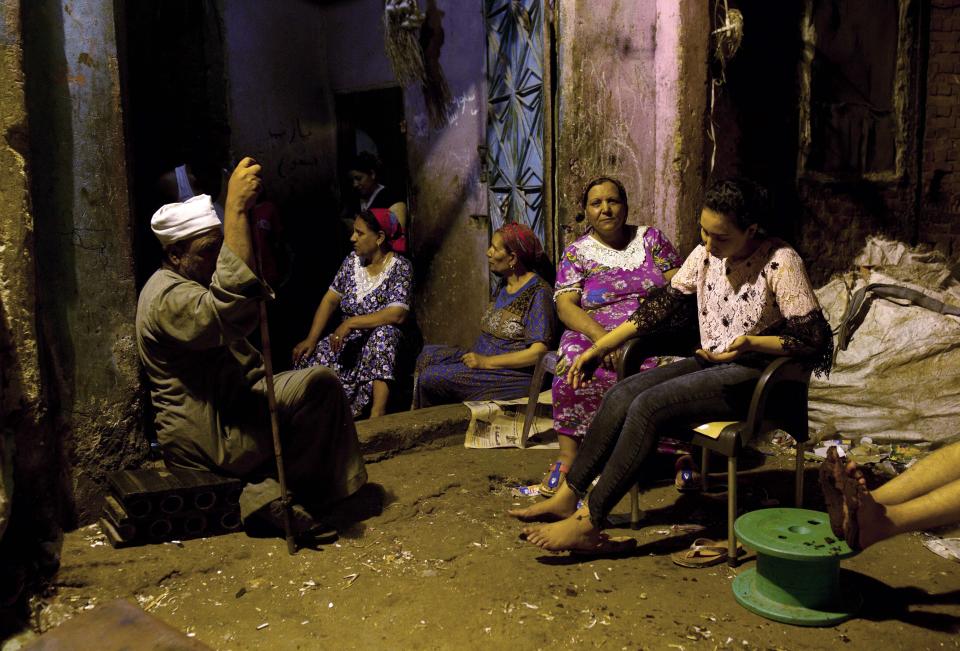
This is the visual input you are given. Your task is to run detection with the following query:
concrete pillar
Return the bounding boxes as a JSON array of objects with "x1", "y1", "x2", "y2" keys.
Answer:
[
  {"x1": 403, "y1": 0, "x2": 489, "y2": 348},
  {"x1": 654, "y1": 0, "x2": 711, "y2": 254},
  {"x1": 22, "y1": 0, "x2": 143, "y2": 524}
]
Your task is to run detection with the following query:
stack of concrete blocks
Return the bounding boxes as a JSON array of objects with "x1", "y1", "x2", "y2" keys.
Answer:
[{"x1": 99, "y1": 468, "x2": 242, "y2": 547}]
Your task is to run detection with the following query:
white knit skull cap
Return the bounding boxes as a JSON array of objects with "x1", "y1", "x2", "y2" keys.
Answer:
[{"x1": 150, "y1": 194, "x2": 222, "y2": 247}]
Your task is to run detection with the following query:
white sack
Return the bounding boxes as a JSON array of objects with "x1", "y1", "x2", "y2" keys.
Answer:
[{"x1": 810, "y1": 237, "x2": 960, "y2": 445}]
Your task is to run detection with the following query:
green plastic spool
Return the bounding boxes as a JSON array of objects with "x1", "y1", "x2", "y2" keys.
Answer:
[{"x1": 732, "y1": 508, "x2": 861, "y2": 627}]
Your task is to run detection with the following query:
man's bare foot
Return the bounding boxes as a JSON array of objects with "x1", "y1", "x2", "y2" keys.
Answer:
[
  {"x1": 844, "y1": 462, "x2": 893, "y2": 550},
  {"x1": 508, "y1": 482, "x2": 579, "y2": 522},
  {"x1": 520, "y1": 506, "x2": 613, "y2": 552},
  {"x1": 839, "y1": 463, "x2": 863, "y2": 549},
  {"x1": 819, "y1": 446, "x2": 846, "y2": 538}
]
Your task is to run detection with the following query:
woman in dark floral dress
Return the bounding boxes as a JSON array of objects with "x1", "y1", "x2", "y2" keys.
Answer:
[
  {"x1": 293, "y1": 208, "x2": 415, "y2": 418},
  {"x1": 414, "y1": 223, "x2": 556, "y2": 408}
]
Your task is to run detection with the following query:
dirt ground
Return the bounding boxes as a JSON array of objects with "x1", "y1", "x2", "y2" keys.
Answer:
[{"x1": 10, "y1": 444, "x2": 960, "y2": 650}]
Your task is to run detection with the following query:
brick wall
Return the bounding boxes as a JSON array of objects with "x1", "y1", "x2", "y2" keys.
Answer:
[{"x1": 919, "y1": 6, "x2": 960, "y2": 258}]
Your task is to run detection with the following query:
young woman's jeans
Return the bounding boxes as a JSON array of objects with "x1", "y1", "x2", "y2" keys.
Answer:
[{"x1": 564, "y1": 357, "x2": 763, "y2": 527}]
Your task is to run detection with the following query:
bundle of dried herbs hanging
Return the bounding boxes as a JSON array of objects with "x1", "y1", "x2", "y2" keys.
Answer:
[
  {"x1": 383, "y1": 0, "x2": 427, "y2": 87},
  {"x1": 384, "y1": 0, "x2": 451, "y2": 128}
]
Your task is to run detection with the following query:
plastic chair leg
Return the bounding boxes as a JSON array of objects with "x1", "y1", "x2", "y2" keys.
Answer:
[
  {"x1": 794, "y1": 442, "x2": 805, "y2": 507},
  {"x1": 727, "y1": 455, "x2": 738, "y2": 567},
  {"x1": 629, "y1": 484, "x2": 641, "y2": 528},
  {"x1": 701, "y1": 447, "x2": 709, "y2": 492},
  {"x1": 520, "y1": 356, "x2": 550, "y2": 448}
]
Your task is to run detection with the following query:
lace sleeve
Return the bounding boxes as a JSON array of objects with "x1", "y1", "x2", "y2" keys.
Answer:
[
  {"x1": 627, "y1": 286, "x2": 692, "y2": 334},
  {"x1": 768, "y1": 247, "x2": 820, "y2": 318},
  {"x1": 779, "y1": 309, "x2": 834, "y2": 377},
  {"x1": 669, "y1": 245, "x2": 705, "y2": 295}
]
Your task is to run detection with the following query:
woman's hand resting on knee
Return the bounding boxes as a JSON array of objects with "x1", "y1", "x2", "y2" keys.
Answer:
[
  {"x1": 292, "y1": 338, "x2": 318, "y2": 365},
  {"x1": 564, "y1": 345, "x2": 604, "y2": 389}
]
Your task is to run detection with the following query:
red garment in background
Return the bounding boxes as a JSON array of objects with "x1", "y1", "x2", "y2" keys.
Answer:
[{"x1": 252, "y1": 202, "x2": 285, "y2": 287}]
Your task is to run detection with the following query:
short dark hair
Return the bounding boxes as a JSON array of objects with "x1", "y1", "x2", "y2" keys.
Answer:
[
  {"x1": 576, "y1": 176, "x2": 629, "y2": 222},
  {"x1": 703, "y1": 178, "x2": 770, "y2": 232},
  {"x1": 348, "y1": 151, "x2": 380, "y2": 175}
]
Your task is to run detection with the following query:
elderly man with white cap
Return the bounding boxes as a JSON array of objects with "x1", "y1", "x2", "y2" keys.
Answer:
[{"x1": 136, "y1": 157, "x2": 367, "y2": 542}]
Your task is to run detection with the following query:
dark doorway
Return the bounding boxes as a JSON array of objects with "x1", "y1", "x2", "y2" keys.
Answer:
[
  {"x1": 709, "y1": 0, "x2": 806, "y2": 243},
  {"x1": 115, "y1": 0, "x2": 231, "y2": 290},
  {"x1": 334, "y1": 87, "x2": 410, "y2": 226}
]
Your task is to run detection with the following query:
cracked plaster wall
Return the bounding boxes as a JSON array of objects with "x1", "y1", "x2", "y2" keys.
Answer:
[
  {"x1": 0, "y1": 0, "x2": 44, "y2": 543},
  {"x1": 556, "y1": 0, "x2": 709, "y2": 255},
  {"x1": 22, "y1": 0, "x2": 144, "y2": 525}
]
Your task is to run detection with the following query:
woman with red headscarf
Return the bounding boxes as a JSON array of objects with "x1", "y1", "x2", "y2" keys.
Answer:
[
  {"x1": 413, "y1": 223, "x2": 556, "y2": 407},
  {"x1": 293, "y1": 208, "x2": 417, "y2": 418}
]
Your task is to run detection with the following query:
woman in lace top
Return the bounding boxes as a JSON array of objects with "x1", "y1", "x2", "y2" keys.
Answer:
[
  {"x1": 544, "y1": 177, "x2": 682, "y2": 496},
  {"x1": 414, "y1": 223, "x2": 556, "y2": 408},
  {"x1": 510, "y1": 179, "x2": 833, "y2": 553},
  {"x1": 293, "y1": 208, "x2": 417, "y2": 418}
]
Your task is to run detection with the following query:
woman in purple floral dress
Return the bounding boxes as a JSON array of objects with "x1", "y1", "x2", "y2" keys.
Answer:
[
  {"x1": 543, "y1": 177, "x2": 681, "y2": 494},
  {"x1": 293, "y1": 208, "x2": 416, "y2": 419}
]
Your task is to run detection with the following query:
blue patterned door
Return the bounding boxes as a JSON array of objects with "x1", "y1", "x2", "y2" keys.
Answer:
[{"x1": 485, "y1": 0, "x2": 546, "y2": 243}]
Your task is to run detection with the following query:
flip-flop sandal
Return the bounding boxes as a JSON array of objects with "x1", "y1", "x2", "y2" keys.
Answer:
[
  {"x1": 569, "y1": 535, "x2": 638, "y2": 557},
  {"x1": 671, "y1": 537, "x2": 743, "y2": 568},
  {"x1": 674, "y1": 468, "x2": 702, "y2": 493},
  {"x1": 538, "y1": 461, "x2": 569, "y2": 498}
]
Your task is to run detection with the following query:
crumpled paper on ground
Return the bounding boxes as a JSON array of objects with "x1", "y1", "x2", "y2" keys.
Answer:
[{"x1": 921, "y1": 533, "x2": 960, "y2": 562}]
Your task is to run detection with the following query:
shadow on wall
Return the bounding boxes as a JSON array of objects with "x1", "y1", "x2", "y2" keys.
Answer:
[
  {"x1": 409, "y1": 149, "x2": 484, "y2": 298},
  {"x1": 21, "y1": 0, "x2": 77, "y2": 442},
  {"x1": 19, "y1": 0, "x2": 74, "y2": 540}
]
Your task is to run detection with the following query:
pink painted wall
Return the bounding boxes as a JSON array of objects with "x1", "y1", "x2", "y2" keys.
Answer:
[
  {"x1": 556, "y1": 0, "x2": 708, "y2": 254},
  {"x1": 654, "y1": 0, "x2": 710, "y2": 254},
  {"x1": 555, "y1": 0, "x2": 658, "y2": 234}
]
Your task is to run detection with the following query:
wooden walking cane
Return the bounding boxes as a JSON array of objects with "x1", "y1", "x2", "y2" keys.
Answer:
[{"x1": 251, "y1": 212, "x2": 297, "y2": 555}]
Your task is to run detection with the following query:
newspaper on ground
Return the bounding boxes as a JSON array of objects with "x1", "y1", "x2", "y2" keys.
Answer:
[{"x1": 463, "y1": 390, "x2": 558, "y2": 449}]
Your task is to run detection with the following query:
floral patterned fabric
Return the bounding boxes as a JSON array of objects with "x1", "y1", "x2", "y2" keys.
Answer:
[
  {"x1": 296, "y1": 252, "x2": 415, "y2": 417},
  {"x1": 669, "y1": 239, "x2": 821, "y2": 349},
  {"x1": 414, "y1": 275, "x2": 555, "y2": 407},
  {"x1": 630, "y1": 238, "x2": 833, "y2": 376},
  {"x1": 552, "y1": 227, "x2": 682, "y2": 440}
]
